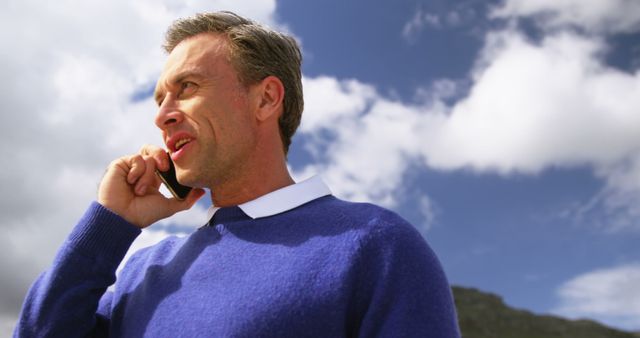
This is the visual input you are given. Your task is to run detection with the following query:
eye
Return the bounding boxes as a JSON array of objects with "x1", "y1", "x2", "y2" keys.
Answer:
[
  {"x1": 154, "y1": 91, "x2": 165, "y2": 107},
  {"x1": 178, "y1": 81, "x2": 197, "y2": 99}
]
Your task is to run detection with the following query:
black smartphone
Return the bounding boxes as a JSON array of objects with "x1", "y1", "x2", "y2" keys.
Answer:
[{"x1": 155, "y1": 153, "x2": 192, "y2": 200}]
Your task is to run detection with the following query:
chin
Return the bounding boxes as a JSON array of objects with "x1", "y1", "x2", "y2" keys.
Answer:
[
  {"x1": 177, "y1": 170, "x2": 205, "y2": 188},
  {"x1": 175, "y1": 170, "x2": 193, "y2": 186}
]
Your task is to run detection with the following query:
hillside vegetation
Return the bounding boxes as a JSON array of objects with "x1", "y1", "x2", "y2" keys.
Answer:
[{"x1": 452, "y1": 286, "x2": 640, "y2": 338}]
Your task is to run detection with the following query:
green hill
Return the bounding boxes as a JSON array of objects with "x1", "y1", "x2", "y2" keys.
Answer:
[{"x1": 452, "y1": 286, "x2": 640, "y2": 338}]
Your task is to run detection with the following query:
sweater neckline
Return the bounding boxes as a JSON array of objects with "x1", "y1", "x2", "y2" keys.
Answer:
[
  {"x1": 209, "y1": 206, "x2": 250, "y2": 225},
  {"x1": 206, "y1": 175, "x2": 331, "y2": 220}
]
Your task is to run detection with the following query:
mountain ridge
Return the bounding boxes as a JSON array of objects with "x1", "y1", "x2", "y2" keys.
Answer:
[{"x1": 452, "y1": 286, "x2": 640, "y2": 338}]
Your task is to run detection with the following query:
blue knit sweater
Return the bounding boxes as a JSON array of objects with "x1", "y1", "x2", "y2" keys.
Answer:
[{"x1": 15, "y1": 195, "x2": 459, "y2": 337}]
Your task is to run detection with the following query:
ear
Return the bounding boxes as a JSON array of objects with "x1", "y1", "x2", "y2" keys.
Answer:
[{"x1": 254, "y1": 75, "x2": 285, "y2": 122}]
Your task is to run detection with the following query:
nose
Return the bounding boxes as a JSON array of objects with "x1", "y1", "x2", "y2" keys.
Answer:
[{"x1": 154, "y1": 94, "x2": 183, "y2": 129}]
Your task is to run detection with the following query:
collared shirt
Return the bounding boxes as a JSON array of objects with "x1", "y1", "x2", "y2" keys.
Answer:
[{"x1": 206, "y1": 175, "x2": 332, "y2": 220}]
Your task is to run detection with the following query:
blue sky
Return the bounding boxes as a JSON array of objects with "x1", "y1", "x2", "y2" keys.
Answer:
[
  {"x1": 1, "y1": 0, "x2": 640, "y2": 333},
  {"x1": 279, "y1": 0, "x2": 640, "y2": 330},
  {"x1": 280, "y1": 0, "x2": 486, "y2": 96}
]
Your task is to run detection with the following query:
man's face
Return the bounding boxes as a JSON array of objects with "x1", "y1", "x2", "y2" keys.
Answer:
[{"x1": 154, "y1": 33, "x2": 257, "y2": 188}]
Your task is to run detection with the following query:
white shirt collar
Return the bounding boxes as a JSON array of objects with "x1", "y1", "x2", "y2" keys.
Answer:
[{"x1": 206, "y1": 175, "x2": 332, "y2": 220}]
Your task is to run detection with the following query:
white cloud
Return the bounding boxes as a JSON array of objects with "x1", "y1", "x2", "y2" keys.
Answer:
[
  {"x1": 418, "y1": 195, "x2": 437, "y2": 234},
  {"x1": 402, "y1": 8, "x2": 441, "y2": 42},
  {"x1": 553, "y1": 264, "x2": 640, "y2": 330},
  {"x1": 421, "y1": 30, "x2": 640, "y2": 174},
  {"x1": 493, "y1": 0, "x2": 640, "y2": 34},
  {"x1": 414, "y1": 78, "x2": 463, "y2": 103},
  {"x1": 0, "y1": 315, "x2": 17, "y2": 338},
  {"x1": 0, "y1": 0, "x2": 278, "y2": 330},
  {"x1": 4, "y1": 0, "x2": 640, "y2": 333},
  {"x1": 559, "y1": 152, "x2": 640, "y2": 233},
  {"x1": 300, "y1": 76, "x2": 377, "y2": 134},
  {"x1": 300, "y1": 26, "x2": 640, "y2": 229},
  {"x1": 298, "y1": 77, "x2": 433, "y2": 207},
  {"x1": 401, "y1": 5, "x2": 477, "y2": 43}
]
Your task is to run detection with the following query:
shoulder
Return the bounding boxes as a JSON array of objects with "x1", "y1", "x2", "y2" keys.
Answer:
[
  {"x1": 305, "y1": 196, "x2": 436, "y2": 263},
  {"x1": 116, "y1": 233, "x2": 189, "y2": 284},
  {"x1": 291, "y1": 198, "x2": 459, "y2": 334},
  {"x1": 329, "y1": 197, "x2": 447, "y2": 270},
  {"x1": 125, "y1": 233, "x2": 188, "y2": 266},
  {"x1": 311, "y1": 195, "x2": 422, "y2": 241},
  {"x1": 328, "y1": 198, "x2": 459, "y2": 334}
]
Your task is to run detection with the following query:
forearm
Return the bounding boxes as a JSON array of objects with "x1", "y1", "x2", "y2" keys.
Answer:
[{"x1": 14, "y1": 202, "x2": 140, "y2": 338}]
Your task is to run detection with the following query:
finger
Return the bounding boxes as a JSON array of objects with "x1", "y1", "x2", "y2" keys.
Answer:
[
  {"x1": 126, "y1": 155, "x2": 146, "y2": 185},
  {"x1": 134, "y1": 156, "x2": 160, "y2": 195},
  {"x1": 151, "y1": 170, "x2": 163, "y2": 190},
  {"x1": 140, "y1": 144, "x2": 169, "y2": 172}
]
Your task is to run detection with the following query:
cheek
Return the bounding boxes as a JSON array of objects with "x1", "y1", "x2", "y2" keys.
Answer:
[
  {"x1": 182, "y1": 98, "x2": 213, "y2": 129},
  {"x1": 197, "y1": 89, "x2": 253, "y2": 138},
  {"x1": 200, "y1": 114, "x2": 220, "y2": 143}
]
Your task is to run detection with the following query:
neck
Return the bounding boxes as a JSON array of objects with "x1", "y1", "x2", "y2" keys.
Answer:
[
  {"x1": 210, "y1": 169, "x2": 294, "y2": 207},
  {"x1": 209, "y1": 148, "x2": 294, "y2": 208}
]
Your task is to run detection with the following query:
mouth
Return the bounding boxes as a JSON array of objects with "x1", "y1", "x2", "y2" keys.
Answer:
[
  {"x1": 167, "y1": 133, "x2": 195, "y2": 161},
  {"x1": 174, "y1": 137, "x2": 192, "y2": 151}
]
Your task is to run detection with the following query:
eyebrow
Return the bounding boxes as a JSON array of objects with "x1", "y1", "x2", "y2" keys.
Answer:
[{"x1": 154, "y1": 70, "x2": 206, "y2": 105}]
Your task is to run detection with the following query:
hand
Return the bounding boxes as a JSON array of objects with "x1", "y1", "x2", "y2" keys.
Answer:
[{"x1": 98, "y1": 145, "x2": 205, "y2": 228}]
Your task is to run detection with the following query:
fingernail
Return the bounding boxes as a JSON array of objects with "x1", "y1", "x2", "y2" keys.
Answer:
[{"x1": 136, "y1": 185, "x2": 146, "y2": 195}]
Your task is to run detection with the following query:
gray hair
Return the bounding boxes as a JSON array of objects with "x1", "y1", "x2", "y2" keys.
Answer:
[{"x1": 164, "y1": 11, "x2": 303, "y2": 154}]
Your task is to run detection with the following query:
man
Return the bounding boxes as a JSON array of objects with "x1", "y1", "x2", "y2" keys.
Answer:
[{"x1": 14, "y1": 11, "x2": 460, "y2": 337}]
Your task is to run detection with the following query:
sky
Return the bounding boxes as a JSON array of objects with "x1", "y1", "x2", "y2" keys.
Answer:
[{"x1": 1, "y1": 0, "x2": 640, "y2": 334}]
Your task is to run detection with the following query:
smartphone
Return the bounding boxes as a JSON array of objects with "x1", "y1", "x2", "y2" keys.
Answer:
[{"x1": 155, "y1": 153, "x2": 192, "y2": 200}]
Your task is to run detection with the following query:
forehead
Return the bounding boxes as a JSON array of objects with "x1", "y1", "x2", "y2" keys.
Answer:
[{"x1": 158, "y1": 33, "x2": 231, "y2": 84}]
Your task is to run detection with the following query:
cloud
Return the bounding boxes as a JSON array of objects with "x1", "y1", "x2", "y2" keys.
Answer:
[
  {"x1": 417, "y1": 195, "x2": 438, "y2": 233},
  {"x1": 421, "y1": 30, "x2": 640, "y2": 174},
  {"x1": 3, "y1": 0, "x2": 640, "y2": 333},
  {"x1": 401, "y1": 5, "x2": 476, "y2": 43},
  {"x1": 297, "y1": 76, "x2": 432, "y2": 207},
  {"x1": 300, "y1": 1, "x2": 640, "y2": 327},
  {"x1": 299, "y1": 26, "x2": 640, "y2": 232},
  {"x1": 0, "y1": 315, "x2": 17, "y2": 338},
  {"x1": 559, "y1": 152, "x2": 640, "y2": 233},
  {"x1": 402, "y1": 8, "x2": 441, "y2": 42},
  {"x1": 553, "y1": 264, "x2": 640, "y2": 330},
  {"x1": 0, "y1": 0, "x2": 278, "y2": 331},
  {"x1": 594, "y1": 154, "x2": 640, "y2": 231},
  {"x1": 493, "y1": 0, "x2": 640, "y2": 34},
  {"x1": 295, "y1": 19, "x2": 640, "y2": 334}
]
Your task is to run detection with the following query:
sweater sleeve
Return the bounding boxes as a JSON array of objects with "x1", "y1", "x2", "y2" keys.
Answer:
[
  {"x1": 13, "y1": 202, "x2": 141, "y2": 338},
  {"x1": 355, "y1": 215, "x2": 460, "y2": 338}
]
